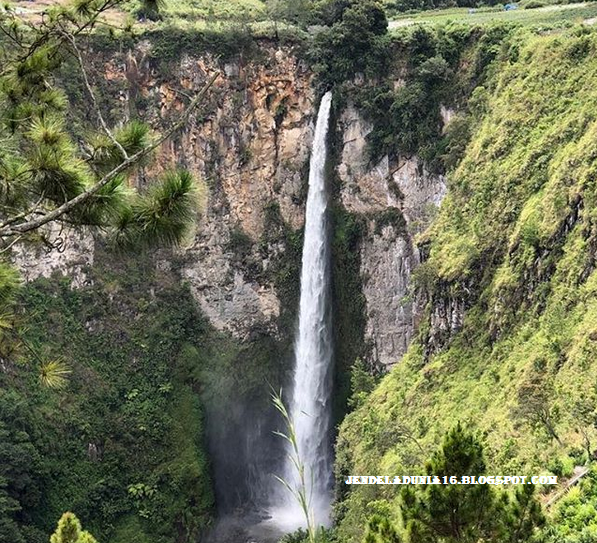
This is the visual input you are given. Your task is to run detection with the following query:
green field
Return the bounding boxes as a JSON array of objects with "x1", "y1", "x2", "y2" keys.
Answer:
[
  {"x1": 140, "y1": 0, "x2": 597, "y2": 28},
  {"x1": 155, "y1": 0, "x2": 266, "y2": 21},
  {"x1": 389, "y1": 1, "x2": 597, "y2": 28}
]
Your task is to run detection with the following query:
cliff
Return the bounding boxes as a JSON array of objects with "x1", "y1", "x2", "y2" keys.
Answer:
[
  {"x1": 334, "y1": 26, "x2": 597, "y2": 543},
  {"x1": 13, "y1": 37, "x2": 444, "y2": 369},
  {"x1": 7, "y1": 31, "x2": 446, "y2": 542}
]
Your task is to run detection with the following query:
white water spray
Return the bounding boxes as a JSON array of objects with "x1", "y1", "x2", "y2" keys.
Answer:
[{"x1": 270, "y1": 91, "x2": 334, "y2": 531}]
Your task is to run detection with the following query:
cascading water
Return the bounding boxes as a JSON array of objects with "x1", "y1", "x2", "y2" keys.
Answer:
[{"x1": 270, "y1": 91, "x2": 334, "y2": 531}]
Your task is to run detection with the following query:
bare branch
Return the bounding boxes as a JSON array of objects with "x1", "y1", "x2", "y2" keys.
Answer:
[
  {"x1": 0, "y1": 72, "x2": 220, "y2": 238},
  {"x1": 0, "y1": 235, "x2": 23, "y2": 255}
]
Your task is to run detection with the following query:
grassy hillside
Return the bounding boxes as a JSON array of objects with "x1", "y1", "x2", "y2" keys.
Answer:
[
  {"x1": 389, "y1": 2, "x2": 597, "y2": 29},
  {"x1": 335, "y1": 25, "x2": 597, "y2": 543}
]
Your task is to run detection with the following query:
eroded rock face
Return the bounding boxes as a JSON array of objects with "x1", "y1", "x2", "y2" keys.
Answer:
[
  {"x1": 337, "y1": 104, "x2": 446, "y2": 368},
  {"x1": 115, "y1": 43, "x2": 315, "y2": 339},
  {"x1": 11, "y1": 45, "x2": 447, "y2": 363},
  {"x1": 12, "y1": 44, "x2": 313, "y2": 341},
  {"x1": 11, "y1": 224, "x2": 94, "y2": 288}
]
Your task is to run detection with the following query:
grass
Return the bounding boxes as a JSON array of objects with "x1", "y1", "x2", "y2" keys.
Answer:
[
  {"x1": 335, "y1": 25, "x2": 597, "y2": 543},
  {"x1": 154, "y1": 0, "x2": 266, "y2": 21},
  {"x1": 389, "y1": 1, "x2": 597, "y2": 28}
]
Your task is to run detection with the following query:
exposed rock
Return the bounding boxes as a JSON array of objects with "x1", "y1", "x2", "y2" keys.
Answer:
[
  {"x1": 338, "y1": 105, "x2": 400, "y2": 214},
  {"x1": 106, "y1": 44, "x2": 315, "y2": 340},
  {"x1": 425, "y1": 291, "x2": 466, "y2": 358},
  {"x1": 337, "y1": 104, "x2": 446, "y2": 367},
  {"x1": 392, "y1": 156, "x2": 446, "y2": 235},
  {"x1": 11, "y1": 45, "x2": 446, "y2": 363},
  {"x1": 360, "y1": 220, "x2": 418, "y2": 367},
  {"x1": 11, "y1": 224, "x2": 94, "y2": 288},
  {"x1": 179, "y1": 213, "x2": 281, "y2": 341}
]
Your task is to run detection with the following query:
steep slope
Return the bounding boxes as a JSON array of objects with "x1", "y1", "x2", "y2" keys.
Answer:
[{"x1": 335, "y1": 25, "x2": 597, "y2": 542}]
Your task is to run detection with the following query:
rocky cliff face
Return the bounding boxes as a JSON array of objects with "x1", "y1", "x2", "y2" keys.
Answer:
[
  {"x1": 337, "y1": 105, "x2": 446, "y2": 367},
  {"x1": 12, "y1": 41, "x2": 446, "y2": 368},
  {"x1": 123, "y1": 42, "x2": 316, "y2": 340}
]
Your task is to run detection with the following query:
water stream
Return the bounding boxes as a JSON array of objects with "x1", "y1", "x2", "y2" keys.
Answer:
[{"x1": 269, "y1": 90, "x2": 334, "y2": 532}]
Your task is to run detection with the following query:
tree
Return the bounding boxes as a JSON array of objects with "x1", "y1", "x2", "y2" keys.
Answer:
[
  {"x1": 0, "y1": 0, "x2": 216, "y2": 249},
  {"x1": 348, "y1": 357, "x2": 377, "y2": 409},
  {"x1": 364, "y1": 515, "x2": 402, "y2": 543},
  {"x1": 0, "y1": 0, "x2": 218, "y2": 384},
  {"x1": 312, "y1": 0, "x2": 389, "y2": 86},
  {"x1": 400, "y1": 423, "x2": 544, "y2": 543},
  {"x1": 50, "y1": 512, "x2": 97, "y2": 543},
  {"x1": 0, "y1": 390, "x2": 45, "y2": 543},
  {"x1": 401, "y1": 423, "x2": 497, "y2": 542},
  {"x1": 502, "y1": 483, "x2": 545, "y2": 543},
  {"x1": 513, "y1": 362, "x2": 561, "y2": 444},
  {"x1": 0, "y1": 476, "x2": 23, "y2": 543}
]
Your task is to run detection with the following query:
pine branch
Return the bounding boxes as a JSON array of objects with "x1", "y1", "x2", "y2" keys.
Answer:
[{"x1": 0, "y1": 72, "x2": 219, "y2": 238}]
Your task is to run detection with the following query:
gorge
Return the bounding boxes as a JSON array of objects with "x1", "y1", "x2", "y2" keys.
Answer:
[{"x1": 4, "y1": 2, "x2": 597, "y2": 543}]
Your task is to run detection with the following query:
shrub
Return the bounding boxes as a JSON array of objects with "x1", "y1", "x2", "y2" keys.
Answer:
[
  {"x1": 524, "y1": 0, "x2": 546, "y2": 8},
  {"x1": 311, "y1": 0, "x2": 389, "y2": 86}
]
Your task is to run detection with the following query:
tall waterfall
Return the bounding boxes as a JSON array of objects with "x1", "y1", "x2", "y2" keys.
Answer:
[{"x1": 271, "y1": 91, "x2": 334, "y2": 531}]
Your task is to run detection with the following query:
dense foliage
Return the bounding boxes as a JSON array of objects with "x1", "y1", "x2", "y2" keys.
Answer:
[
  {"x1": 353, "y1": 23, "x2": 513, "y2": 171},
  {"x1": 0, "y1": 251, "x2": 214, "y2": 542},
  {"x1": 310, "y1": 0, "x2": 390, "y2": 87},
  {"x1": 399, "y1": 424, "x2": 544, "y2": 543},
  {"x1": 335, "y1": 24, "x2": 597, "y2": 543}
]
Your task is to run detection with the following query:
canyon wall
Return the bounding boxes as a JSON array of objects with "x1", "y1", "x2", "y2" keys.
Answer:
[{"x1": 12, "y1": 40, "x2": 446, "y2": 369}]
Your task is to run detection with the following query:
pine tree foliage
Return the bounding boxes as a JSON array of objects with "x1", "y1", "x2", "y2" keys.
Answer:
[
  {"x1": 0, "y1": 0, "x2": 216, "y2": 383},
  {"x1": 38, "y1": 359, "x2": 72, "y2": 389},
  {"x1": 363, "y1": 515, "x2": 402, "y2": 543},
  {"x1": 400, "y1": 424, "x2": 544, "y2": 543},
  {"x1": 50, "y1": 512, "x2": 97, "y2": 543},
  {"x1": 0, "y1": 0, "x2": 214, "y2": 250}
]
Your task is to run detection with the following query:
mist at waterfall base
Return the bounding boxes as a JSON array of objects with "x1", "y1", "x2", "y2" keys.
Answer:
[{"x1": 201, "y1": 93, "x2": 334, "y2": 543}]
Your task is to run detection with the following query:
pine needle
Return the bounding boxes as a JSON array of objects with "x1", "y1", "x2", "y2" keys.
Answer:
[{"x1": 39, "y1": 359, "x2": 71, "y2": 389}]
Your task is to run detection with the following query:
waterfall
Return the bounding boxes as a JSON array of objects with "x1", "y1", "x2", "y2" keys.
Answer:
[{"x1": 271, "y1": 91, "x2": 334, "y2": 531}]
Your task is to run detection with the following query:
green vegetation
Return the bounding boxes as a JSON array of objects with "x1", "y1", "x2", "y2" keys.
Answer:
[
  {"x1": 126, "y1": 0, "x2": 268, "y2": 23},
  {"x1": 0, "y1": 250, "x2": 215, "y2": 542},
  {"x1": 6, "y1": 2, "x2": 597, "y2": 543},
  {"x1": 399, "y1": 424, "x2": 544, "y2": 543},
  {"x1": 0, "y1": 0, "x2": 205, "y2": 248},
  {"x1": 123, "y1": 0, "x2": 596, "y2": 27},
  {"x1": 544, "y1": 466, "x2": 597, "y2": 542},
  {"x1": 335, "y1": 23, "x2": 597, "y2": 543},
  {"x1": 388, "y1": 2, "x2": 597, "y2": 28},
  {"x1": 311, "y1": 0, "x2": 390, "y2": 87},
  {"x1": 50, "y1": 512, "x2": 97, "y2": 543},
  {"x1": 352, "y1": 23, "x2": 515, "y2": 171}
]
